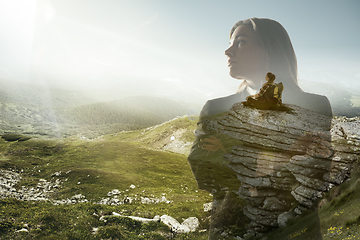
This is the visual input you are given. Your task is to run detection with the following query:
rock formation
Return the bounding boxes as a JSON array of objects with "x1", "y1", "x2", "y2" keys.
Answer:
[{"x1": 208, "y1": 103, "x2": 359, "y2": 236}]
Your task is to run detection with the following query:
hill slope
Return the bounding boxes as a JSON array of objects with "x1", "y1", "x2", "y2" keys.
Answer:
[
  {"x1": 0, "y1": 117, "x2": 213, "y2": 239},
  {"x1": 64, "y1": 96, "x2": 197, "y2": 127},
  {"x1": 0, "y1": 116, "x2": 360, "y2": 239},
  {"x1": 300, "y1": 80, "x2": 360, "y2": 117},
  {"x1": 0, "y1": 80, "x2": 198, "y2": 138}
]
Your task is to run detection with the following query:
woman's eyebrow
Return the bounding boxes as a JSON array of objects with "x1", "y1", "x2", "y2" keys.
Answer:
[{"x1": 235, "y1": 34, "x2": 248, "y2": 39}]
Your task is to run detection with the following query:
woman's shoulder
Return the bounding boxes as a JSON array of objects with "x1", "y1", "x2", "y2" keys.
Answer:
[
  {"x1": 290, "y1": 91, "x2": 332, "y2": 117},
  {"x1": 200, "y1": 93, "x2": 245, "y2": 117}
]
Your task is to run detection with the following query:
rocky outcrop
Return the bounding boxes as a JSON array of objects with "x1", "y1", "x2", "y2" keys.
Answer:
[
  {"x1": 0, "y1": 169, "x2": 62, "y2": 201},
  {"x1": 330, "y1": 119, "x2": 360, "y2": 183},
  {"x1": 209, "y1": 103, "x2": 359, "y2": 236}
]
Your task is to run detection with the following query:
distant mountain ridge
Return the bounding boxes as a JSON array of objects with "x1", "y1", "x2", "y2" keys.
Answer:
[
  {"x1": 0, "y1": 77, "x2": 359, "y2": 139},
  {"x1": 300, "y1": 80, "x2": 360, "y2": 117},
  {"x1": 64, "y1": 95, "x2": 197, "y2": 127},
  {"x1": 0, "y1": 79, "x2": 198, "y2": 138}
]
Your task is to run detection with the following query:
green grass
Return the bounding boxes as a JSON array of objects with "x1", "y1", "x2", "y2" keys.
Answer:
[
  {"x1": 261, "y1": 162, "x2": 360, "y2": 240},
  {"x1": 108, "y1": 116, "x2": 197, "y2": 153},
  {"x1": 0, "y1": 127, "x2": 213, "y2": 239},
  {"x1": 0, "y1": 136, "x2": 211, "y2": 207},
  {"x1": 1, "y1": 116, "x2": 360, "y2": 239},
  {"x1": 318, "y1": 162, "x2": 360, "y2": 240},
  {"x1": 64, "y1": 96, "x2": 193, "y2": 128},
  {"x1": 0, "y1": 199, "x2": 182, "y2": 239}
]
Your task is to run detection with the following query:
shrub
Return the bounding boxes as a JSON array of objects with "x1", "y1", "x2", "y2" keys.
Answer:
[{"x1": 1, "y1": 133, "x2": 31, "y2": 142}]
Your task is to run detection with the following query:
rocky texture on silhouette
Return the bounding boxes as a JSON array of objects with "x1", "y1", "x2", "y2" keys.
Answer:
[
  {"x1": 208, "y1": 103, "x2": 360, "y2": 235},
  {"x1": 330, "y1": 119, "x2": 360, "y2": 183}
]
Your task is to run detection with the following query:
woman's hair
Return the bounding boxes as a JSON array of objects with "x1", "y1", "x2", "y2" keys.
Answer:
[{"x1": 230, "y1": 18, "x2": 298, "y2": 87}]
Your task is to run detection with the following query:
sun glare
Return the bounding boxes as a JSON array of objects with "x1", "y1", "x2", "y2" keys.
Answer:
[{"x1": 0, "y1": 0, "x2": 37, "y2": 33}]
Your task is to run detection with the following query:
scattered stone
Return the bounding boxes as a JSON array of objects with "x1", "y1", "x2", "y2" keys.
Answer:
[
  {"x1": 160, "y1": 215, "x2": 200, "y2": 234},
  {"x1": 107, "y1": 189, "x2": 121, "y2": 196},
  {"x1": 71, "y1": 194, "x2": 86, "y2": 200},
  {"x1": 52, "y1": 193, "x2": 89, "y2": 205},
  {"x1": 92, "y1": 227, "x2": 99, "y2": 235},
  {"x1": 160, "y1": 215, "x2": 184, "y2": 232},
  {"x1": 140, "y1": 196, "x2": 171, "y2": 204},
  {"x1": 99, "y1": 216, "x2": 107, "y2": 222},
  {"x1": 203, "y1": 202, "x2": 213, "y2": 212},
  {"x1": 181, "y1": 217, "x2": 199, "y2": 232},
  {"x1": 0, "y1": 169, "x2": 64, "y2": 202},
  {"x1": 123, "y1": 197, "x2": 134, "y2": 204},
  {"x1": 111, "y1": 212, "x2": 160, "y2": 223},
  {"x1": 51, "y1": 171, "x2": 61, "y2": 177}
]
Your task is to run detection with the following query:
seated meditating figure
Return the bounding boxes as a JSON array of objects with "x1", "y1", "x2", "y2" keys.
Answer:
[{"x1": 242, "y1": 72, "x2": 284, "y2": 110}]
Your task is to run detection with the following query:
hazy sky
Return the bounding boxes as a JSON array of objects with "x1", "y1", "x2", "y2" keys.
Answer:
[{"x1": 0, "y1": 0, "x2": 359, "y2": 102}]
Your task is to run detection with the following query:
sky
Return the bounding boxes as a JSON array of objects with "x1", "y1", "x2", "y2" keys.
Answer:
[{"x1": 0, "y1": 0, "x2": 359, "y2": 104}]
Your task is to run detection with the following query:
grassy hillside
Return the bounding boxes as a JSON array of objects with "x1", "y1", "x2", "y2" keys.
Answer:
[
  {"x1": 0, "y1": 86, "x2": 199, "y2": 139},
  {"x1": 64, "y1": 96, "x2": 196, "y2": 127},
  {"x1": 0, "y1": 116, "x2": 360, "y2": 239},
  {"x1": 0, "y1": 78, "x2": 201, "y2": 139},
  {"x1": 263, "y1": 161, "x2": 360, "y2": 240},
  {"x1": 0, "y1": 125, "x2": 213, "y2": 239}
]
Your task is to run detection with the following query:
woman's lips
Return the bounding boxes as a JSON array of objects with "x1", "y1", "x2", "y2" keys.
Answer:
[{"x1": 228, "y1": 60, "x2": 237, "y2": 66}]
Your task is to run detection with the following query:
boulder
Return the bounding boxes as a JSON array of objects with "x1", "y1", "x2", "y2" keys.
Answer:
[
  {"x1": 206, "y1": 103, "x2": 359, "y2": 237},
  {"x1": 181, "y1": 217, "x2": 200, "y2": 232},
  {"x1": 160, "y1": 215, "x2": 200, "y2": 234}
]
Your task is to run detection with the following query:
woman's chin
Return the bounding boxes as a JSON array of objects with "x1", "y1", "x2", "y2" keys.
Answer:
[
  {"x1": 229, "y1": 72, "x2": 246, "y2": 80},
  {"x1": 229, "y1": 70, "x2": 241, "y2": 79}
]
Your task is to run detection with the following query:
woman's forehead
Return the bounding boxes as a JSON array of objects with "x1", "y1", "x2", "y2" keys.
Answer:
[{"x1": 230, "y1": 25, "x2": 256, "y2": 40}]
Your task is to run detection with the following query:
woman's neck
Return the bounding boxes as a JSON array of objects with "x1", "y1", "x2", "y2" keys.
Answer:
[
  {"x1": 246, "y1": 78, "x2": 264, "y2": 90},
  {"x1": 236, "y1": 79, "x2": 262, "y2": 94},
  {"x1": 236, "y1": 77, "x2": 302, "y2": 95}
]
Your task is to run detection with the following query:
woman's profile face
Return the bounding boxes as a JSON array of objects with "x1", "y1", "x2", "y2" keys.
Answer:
[{"x1": 225, "y1": 25, "x2": 266, "y2": 85}]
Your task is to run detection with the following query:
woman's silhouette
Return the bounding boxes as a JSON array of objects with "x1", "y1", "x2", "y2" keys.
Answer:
[{"x1": 188, "y1": 18, "x2": 332, "y2": 239}]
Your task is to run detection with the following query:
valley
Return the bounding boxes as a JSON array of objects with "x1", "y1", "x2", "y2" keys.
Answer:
[{"x1": 0, "y1": 79, "x2": 359, "y2": 239}]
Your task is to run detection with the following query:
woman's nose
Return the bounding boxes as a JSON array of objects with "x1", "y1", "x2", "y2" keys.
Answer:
[{"x1": 225, "y1": 45, "x2": 233, "y2": 57}]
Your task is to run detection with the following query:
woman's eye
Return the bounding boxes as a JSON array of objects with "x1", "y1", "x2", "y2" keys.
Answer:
[{"x1": 237, "y1": 40, "x2": 246, "y2": 47}]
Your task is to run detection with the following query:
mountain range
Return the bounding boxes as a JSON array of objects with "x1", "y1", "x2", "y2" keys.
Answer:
[{"x1": 0, "y1": 77, "x2": 359, "y2": 139}]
